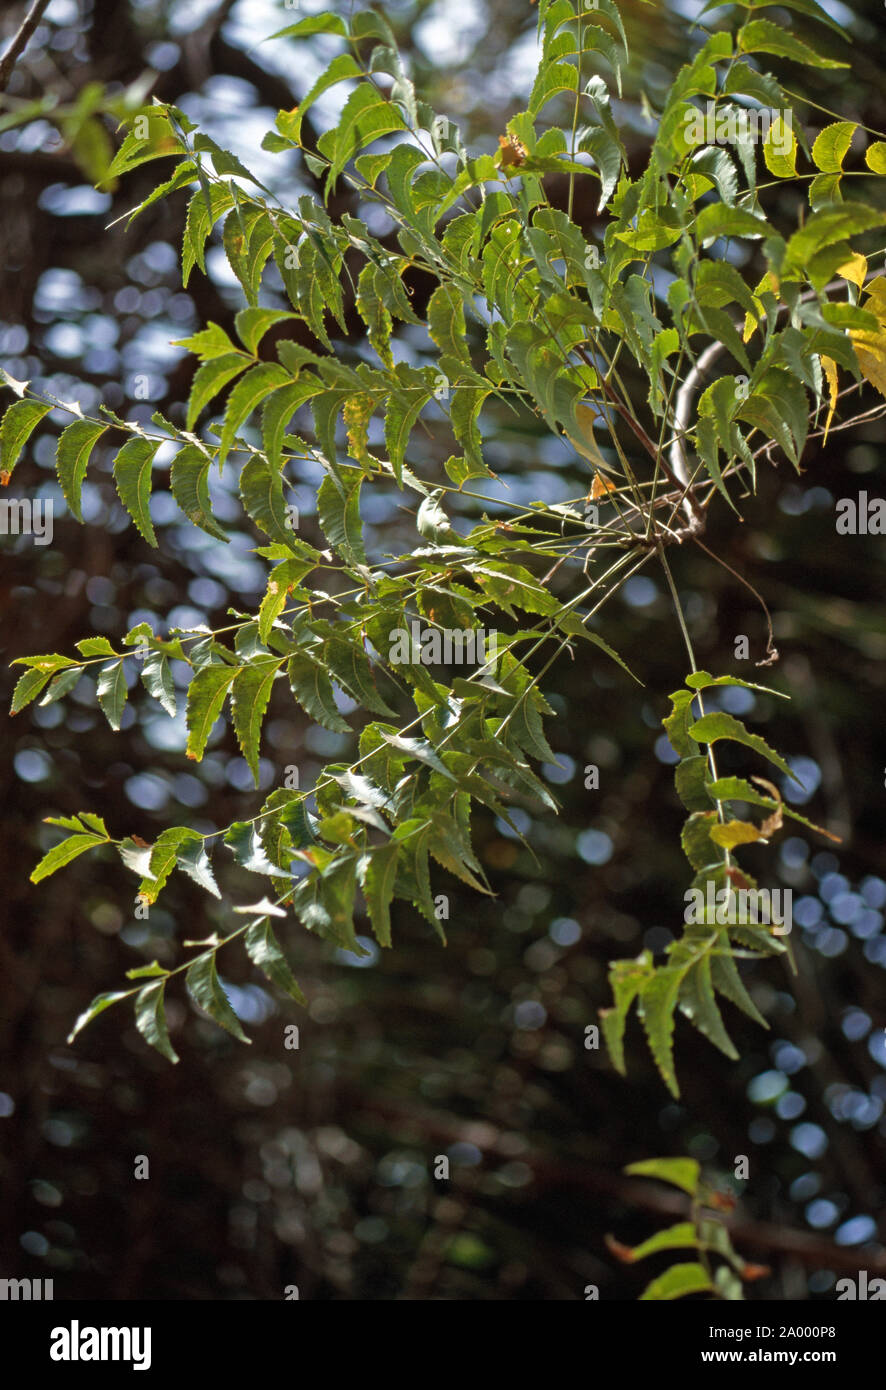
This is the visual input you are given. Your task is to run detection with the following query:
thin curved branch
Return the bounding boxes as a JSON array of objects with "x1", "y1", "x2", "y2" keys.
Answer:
[
  {"x1": 0, "y1": 0, "x2": 51, "y2": 93},
  {"x1": 669, "y1": 272, "x2": 877, "y2": 497}
]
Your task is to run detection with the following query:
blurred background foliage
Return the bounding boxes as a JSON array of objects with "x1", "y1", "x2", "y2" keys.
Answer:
[{"x1": 1, "y1": 0, "x2": 886, "y2": 1300}]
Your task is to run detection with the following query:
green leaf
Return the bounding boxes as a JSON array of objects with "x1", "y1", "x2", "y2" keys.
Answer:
[
  {"x1": 67, "y1": 990, "x2": 132, "y2": 1044},
  {"x1": 139, "y1": 826, "x2": 201, "y2": 901},
  {"x1": 11, "y1": 665, "x2": 53, "y2": 714},
  {"x1": 32, "y1": 830, "x2": 107, "y2": 883},
  {"x1": 359, "y1": 841, "x2": 399, "y2": 947},
  {"x1": 186, "y1": 353, "x2": 249, "y2": 431},
  {"x1": 381, "y1": 732, "x2": 455, "y2": 779},
  {"x1": 685, "y1": 670, "x2": 787, "y2": 697},
  {"x1": 675, "y1": 755, "x2": 715, "y2": 812},
  {"x1": 173, "y1": 321, "x2": 237, "y2": 361},
  {"x1": 639, "y1": 1262, "x2": 713, "y2": 1301},
  {"x1": 186, "y1": 952, "x2": 250, "y2": 1042},
  {"x1": 762, "y1": 114, "x2": 797, "y2": 178},
  {"x1": 812, "y1": 121, "x2": 857, "y2": 173},
  {"x1": 113, "y1": 436, "x2": 160, "y2": 545},
  {"x1": 170, "y1": 444, "x2": 229, "y2": 541},
  {"x1": 637, "y1": 967, "x2": 687, "y2": 1097},
  {"x1": 0, "y1": 398, "x2": 51, "y2": 477},
  {"x1": 317, "y1": 471, "x2": 366, "y2": 564},
  {"x1": 185, "y1": 662, "x2": 239, "y2": 761},
  {"x1": 283, "y1": 52, "x2": 363, "y2": 142},
  {"x1": 689, "y1": 711, "x2": 799, "y2": 782},
  {"x1": 695, "y1": 202, "x2": 770, "y2": 242},
  {"x1": 610, "y1": 1222, "x2": 698, "y2": 1263},
  {"x1": 105, "y1": 113, "x2": 184, "y2": 182},
  {"x1": 96, "y1": 660, "x2": 128, "y2": 730},
  {"x1": 76, "y1": 636, "x2": 116, "y2": 658},
  {"x1": 384, "y1": 381, "x2": 433, "y2": 487},
  {"x1": 269, "y1": 12, "x2": 348, "y2": 40},
  {"x1": 785, "y1": 202, "x2": 886, "y2": 269},
  {"x1": 695, "y1": 261, "x2": 760, "y2": 320},
  {"x1": 258, "y1": 558, "x2": 311, "y2": 643},
  {"x1": 12, "y1": 652, "x2": 79, "y2": 672},
  {"x1": 319, "y1": 83, "x2": 407, "y2": 192},
  {"x1": 244, "y1": 918, "x2": 306, "y2": 1004},
  {"x1": 738, "y1": 17, "x2": 847, "y2": 68},
  {"x1": 287, "y1": 652, "x2": 350, "y2": 732},
  {"x1": 681, "y1": 811, "x2": 724, "y2": 872},
  {"x1": 555, "y1": 612, "x2": 640, "y2": 680},
  {"x1": 625, "y1": 1157, "x2": 701, "y2": 1196},
  {"x1": 599, "y1": 952, "x2": 655, "y2": 1075},
  {"x1": 224, "y1": 821, "x2": 278, "y2": 875},
  {"x1": 55, "y1": 420, "x2": 107, "y2": 519},
  {"x1": 223, "y1": 205, "x2": 274, "y2": 306},
  {"x1": 234, "y1": 307, "x2": 298, "y2": 355},
  {"x1": 240, "y1": 456, "x2": 293, "y2": 546},
  {"x1": 219, "y1": 362, "x2": 290, "y2": 467},
  {"x1": 326, "y1": 638, "x2": 395, "y2": 716},
  {"x1": 664, "y1": 688, "x2": 699, "y2": 759},
  {"x1": 141, "y1": 650, "x2": 176, "y2": 716},
  {"x1": 39, "y1": 665, "x2": 85, "y2": 706},
  {"x1": 701, "y1": 0, "x2": 847, "y2": 36},
  {"x1": 427, "y1": 283, "x2": 470, "y2": 365},
  {"x1": 528, "y1": 60, "x2": 578, "y2": 117},
  {"x1": 134, "y1": 981, "x2": 179, "y2": 1062},
  {"x1": 126, "y1": 962, "x2": 169, "y2": 980},
  {"x1": 706, "y1": 775, "x2": 834, "y2": 838},
  {"x1": 231, "y1": 657, "x2": 279, "y2": 784},
  {"x1": 865, "y1": 142, "x2": 886, "y2": 175},
  {"x1": 678, "y1": 955, "x2": 739, "y2": 1060}
]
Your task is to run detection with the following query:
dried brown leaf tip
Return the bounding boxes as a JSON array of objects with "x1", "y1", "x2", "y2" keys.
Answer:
[
  {"x1": 591, "y1": 473, "x2": 617, "y2": 500},
  {"x1": 604, "y1": 1234, "x2": 636, "y2": 1263},
  {"x1": 741, "y1": 1262, "x2": 771, "y2": 1282},
  {"x1": 498, "y1": 133, "x2": 528, "y2": 168},
  {"x1": 706, "y1": 1189, "x2": 736, "y2": 1212}
]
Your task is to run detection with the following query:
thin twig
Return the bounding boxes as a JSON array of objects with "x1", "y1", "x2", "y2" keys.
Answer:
[
  {"x1": 692, "y1": 535, "x2": 780, "y2": 667},
  {"x1": 0, "y1": 0, "x2": 51, "y2": 93}
]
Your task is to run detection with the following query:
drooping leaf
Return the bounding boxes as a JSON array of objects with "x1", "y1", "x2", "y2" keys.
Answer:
[
  {"x1": 141, "y1": 650, "x2": 176, "y2": 717},
  {"x1": 0, "y1": 398, "x2": 52, "y2": 478},
  {"x1": 185, "y1": 662, "x2": 239, "y2": 761},
  {"x1": 31, "y1": 829, "x2": 108, "y2": 883},
  {"x1": 96, "y1": 660, "x2": 128, "y2": 730},
  {"x1": 230, "y1": 657, "x2": 280, "y2": 784},
  {"x1": 625, "y1": 1157, "x2": 701, "y2": 1196},
  {"x1": 56, "y1": 420, "x2": 107, "y2": 520},
  {"x1": 134, "y1": 980, "x2": 180, "y2": 1062},
  {"x1": 186, "y1": 952, "x2": 250, "y2": 1042},
  {"x1": 244, "y1": 917, "x2": 306, "y2": 1004},
  {"x1": 112, "y1": 436, "x2": 160, "y2": 545}
]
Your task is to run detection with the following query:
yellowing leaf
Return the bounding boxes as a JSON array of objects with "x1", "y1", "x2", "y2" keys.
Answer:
[
  {"x1": 709, "y1": 819, "x2": 762, "y2": 849},
  {"x1": 567, "y1": 403, "x2": 612, "y2": 472},
  {"x1": 743, "y1": 271, "x2": 779, "y2": 342},
  {"x1": 865, "y1": 141, "x2": 886, "y2": 175},
  {"x1": 849, "y1": 278, "x2": 886, "y2": 401},
  {"x1": 763, "y1": 115, "x2": 797, "y2": 178},
  {"x1": 820, "y1": 355, "x2": 838, "y2": 442},
  {"x1": 837, "y1": 251, "x2": 867, "y2": 288},
  {"x1": 591, "y1": 473, "x2": 617, "y2": 500},
  {"x1": 811, "y1": 121, "x2": 857, "y2": 174}
]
